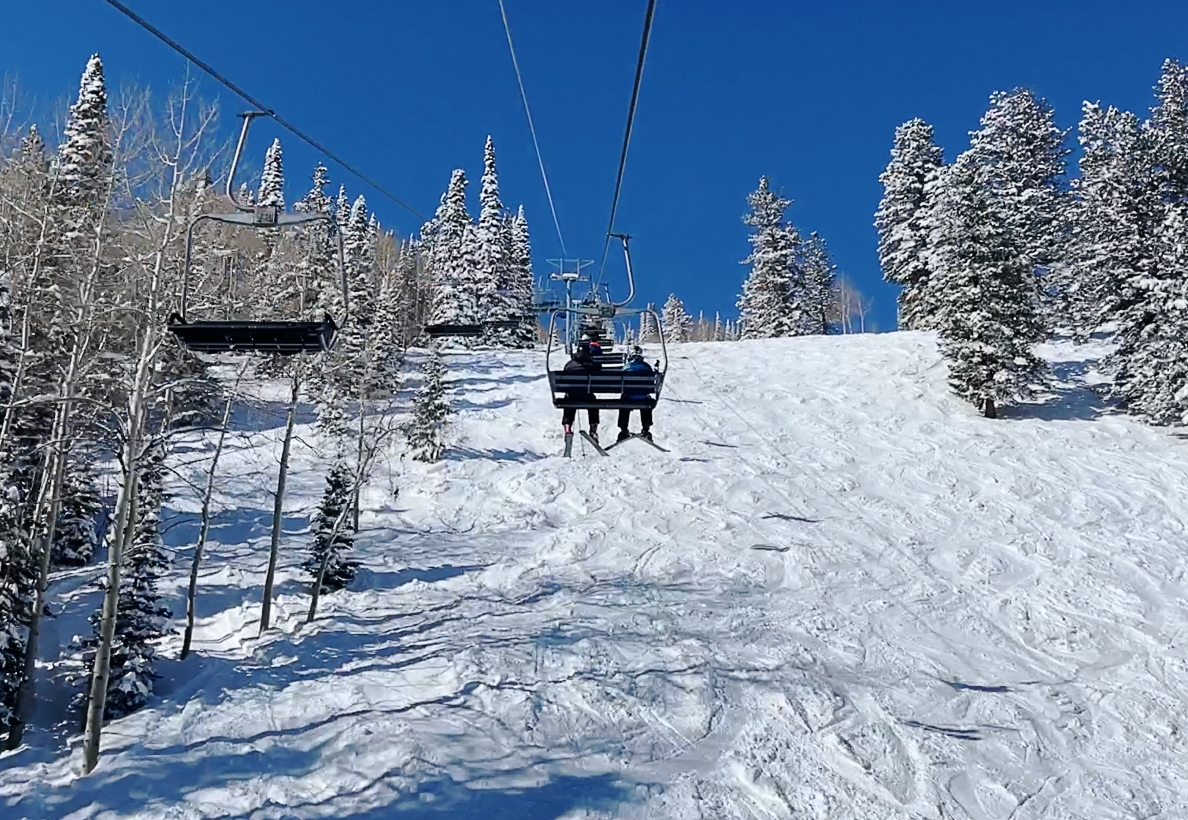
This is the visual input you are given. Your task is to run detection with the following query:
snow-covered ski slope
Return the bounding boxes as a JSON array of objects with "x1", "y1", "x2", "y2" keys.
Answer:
[{"x1": 5, "y1": 331, "x2": 1188, "y2": 819}]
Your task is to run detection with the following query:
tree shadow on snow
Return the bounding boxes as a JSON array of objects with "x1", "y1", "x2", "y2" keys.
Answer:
[
  {"x1": 347, "y1": 772, "x2": 636, "y2": 820},
  {"x1": 355, "y1": 564, "x2": 485, "y2": 591},
  {"x1": 444, "y1": 447, "x2": 549, "y2": 463},
  {"x1": 452, "y1": 397, "x2": 517, "y2": 412},
  {"x1": 229, "y1": 399, "x2": 319, "y2": 433},
  {"x1": 449, "y1": 373, "x2": 547, "y2": 389},
  {"x1": 1002, "y1": 358, "x2": 1120, "y2": 422}
]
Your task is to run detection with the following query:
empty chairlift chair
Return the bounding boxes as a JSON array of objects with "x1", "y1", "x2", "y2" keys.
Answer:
[{"x1": 168, "y1": 112, "x2": 348, "y2": 356}]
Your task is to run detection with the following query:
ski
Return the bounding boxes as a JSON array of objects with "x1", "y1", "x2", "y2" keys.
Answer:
[
  {"x1": 579, "y1": 430, "x2": 609, "y2": 457},
  {"x1": 563, "y1": 432, "x2": 574, "y2": 458},
  {"x1": 633, "y1": 435, "x2": 669, "y2": 452},
  {"x1": 603, "y1": 434, "x2": 669, "y2": 453}
]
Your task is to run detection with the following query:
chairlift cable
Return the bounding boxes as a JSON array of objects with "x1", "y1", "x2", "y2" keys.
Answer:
[
  {"x1": 594, "y1": 0, "x2": 657, "y2": 290},
  {"x1": 497, "y1": 0, "x2": 568, "y2": 256},
  {"x1": 99, "y1": 0, "x2": 426, "y2": 221}
]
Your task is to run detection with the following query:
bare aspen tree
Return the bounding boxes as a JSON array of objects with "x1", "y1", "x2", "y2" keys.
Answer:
[
  {"x1": 82, "y1": 80, "x2": 218, "y2": 774},
  {"x1": 181, "y1": 361, "x2": 246, "y2": 659},
  {"x1": 260, "y1": 363, "x2": 302, "y2": 635}
]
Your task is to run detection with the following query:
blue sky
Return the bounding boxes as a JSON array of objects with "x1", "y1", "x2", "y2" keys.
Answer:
[{"x1": 4, "y1": 1, "x2": 1188, "y2": 332}]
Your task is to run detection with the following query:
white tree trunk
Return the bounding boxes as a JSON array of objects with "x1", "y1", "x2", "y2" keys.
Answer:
[
  {"x1": 81, "y1": 339, "x2": 151, "y2": 774},
  {"x1": 260, "y1": 367, "x2": 300, "y2": 635},
  {"x1": 181, "y1": 369, "x2": 242, "y2": 659}
]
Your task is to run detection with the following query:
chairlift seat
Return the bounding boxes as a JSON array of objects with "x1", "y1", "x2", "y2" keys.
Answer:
[
  {"x1": 592, "y1": 351, "x2": 627, "y2": 367},
  {"x1": 168, "y1": 313, "x2": 337, "y2": 355},
  {"x1": 548, "y1": 371, "x2": 664, "y2": 410},
  {"x1": 424, "y1": 319, "x2": 523, "y2": 338}
]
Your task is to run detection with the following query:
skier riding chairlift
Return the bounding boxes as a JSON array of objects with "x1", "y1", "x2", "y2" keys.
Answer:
[{"x1": 560, "y1": 340, "x2": 603, "y2": 443}]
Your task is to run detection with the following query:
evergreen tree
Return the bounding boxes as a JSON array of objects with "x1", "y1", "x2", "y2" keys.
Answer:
[
  {"x1": 799, "y1": 232, "x2": 836, "y2": 335},
  {"x1": 257, "y1": 138, "x2": 285, "y2": 209},
  {"x1": 1067, "y1": 103, "x2": 1156, "y2": 338},
  {"x1": 57, "y1": 54, "x2": 112, "y2": 209},
  {"x1": 1109, "y1": 202, "x2": 1188, "y2": 424},
  {"x1": 508, "y1": 206, "x2": 537, "y2": 347},
  {"x1": 293, "y1": 164, "x2": 340, "y2": 322},
  {"x1": 295, "y1": 164, "x2": 331, "y2": 215},
  {"x1": 335, "y1": 185, "x2": 350, "y2": 231},
  {"x1": 968, "y1": 89, "x2": 1070, "y2": 326},
  {"x1": 638, "y1": 304, "x2": 659, "y2": 343},
  {"x1": 475, "y1": 137, "x2": 516, "y2": 345},
  {"x1": 0, "y1": 273, "x2": 35, "y2": 737},
  {"x1": 1151, "y1": 58, "x2": 1188, "y2": 202},
  {"x1": 1103, "y1": 59, "x2": 1188, "y2": 424},
  {"x1": 713, "y1": 312, "x2": 724, "y2": 341},
  {"x1": 52, "y1": 461, "x2": 101, "y2": 568},
  {"x1": 926, "y1": 152, "x2": 1048, "y2": 417},
  {"x1": 80, "y1": 439, "x2": 171, "y2": 719},
  {"x1": 875, "y1": 118, "x2": 944, "y2": 329},
  {"x1": 302, "y1": 463, "x2": 359, "y2": 593},
  {"x1": 344, "y1": 195, "x2": 376, "y2": 329},
  {"x1": 407, "y1": 351, "x2": 449, "y2": 462},
  {"x1": 661, "y1": 294, "x2": 691, "y2": 342},
  {"x1": 737, "y1": 177, "x2": 802, "y2": 338},
  {"x1": 427, "y1": 170, "x2": 478, "y2": 337}
]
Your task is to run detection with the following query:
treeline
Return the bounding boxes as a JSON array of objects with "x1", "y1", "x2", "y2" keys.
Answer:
[
  {"x1": 877, "y1": 58, "x2": 1188, "y2": 422},
  {"x1": 0, "y1": 54, "x2": 533, "y2": 771}
]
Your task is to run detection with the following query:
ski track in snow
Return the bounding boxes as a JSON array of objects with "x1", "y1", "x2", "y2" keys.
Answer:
[{"x1": 3, "y1": 331, "x2": 1188, "y2": 819}]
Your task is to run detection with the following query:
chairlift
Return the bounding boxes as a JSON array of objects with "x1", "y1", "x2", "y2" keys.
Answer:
[
  {"x1": 168, "y1": 112, "x2": 349, "y2": 355},
  {"x1": 545, "y1": 308, "x2": 667, "y2": 410},
  {"x1": 423, "y1": 318, "x2": 523, "y2": 338},
  {"x1": 545, "y1": 234, "x2": 667, "y2": 410}
]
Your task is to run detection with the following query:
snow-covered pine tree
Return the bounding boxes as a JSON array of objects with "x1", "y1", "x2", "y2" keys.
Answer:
[
  {"x1": 637, "y1": 304, "x2": 660, "y2": 343},
  {"x1": 295, "y1": 164, "x2": 331, "y2": 215},
  {"x1": 79, "y1": 437, "x2": 171, "y2": 719},
  {"x1": 926, "y1": 152, "x2": 1048, "y2": 418},
  {"x1": 335, "y1": 185, "x2": 350, "y2": 231},
  {"x1": 1109, "y1": 202, "x2": 1188, "y2": 424},
  {"x1": 713, "y1": 312, "x2": 724, "y2": 341},
  {"x1": 344, "y1": 195, "x2": 376, "y2": 331},
  {"x1": 799, "y1": 232, "x2": 836, "y2": 335},
  {"x1": 1151, "y1": 58, "x2": 1188, "y2": 202},
  {"x1": 875, "y1": 118, "x2": 944, "y2": 330},
  {"x1": 368, "y1": 265, "x2": 402, "y2": 395},
  {"x1": 968, "y1": 89, "x2": 1070, "y2": 329},
  {"x1": 0, "y1": 270, "x2": 35, "y2": 739},
  {"x1": 293, "y1": 164, "x2": 341, "y2": 323},
  {"x1": 407, "y1": 351, "x2": 449, "y2": 462},
  {"x1": 257, "y1": 138, "x2": 285, "y2": 209},
  {"x1": 57, "y1": 55, "x2": 112, "y2": 210},
  {"x1": 737, "y1": 177, "x2": 802, "y2": 338},
  {"x1": 475, "y1": 137, "x2": 516, "y2": 346},
  {"x1": 507, "y1": 207, "x2": 537, "y2": 347},
  {"x1": 661, "y1": 294, "x2": 691, "y2": 343},
  {"x1": 1067, "y1": 103, "x2": 1156, "y2": 339},
  {"x1": 1104, "y1": 60, "x2": 1188, "y2": 424},
  {"x1": 52, "y1": 459, "x2": 101, "y2": 568},
  {"x1": 427, "y1": 170, "x2": 479, "y2": 341},
  {"x1": 302, "y1": 463, "x2": 359, "y2": 593},
  {"x1": 9, "y1": 55, "x2": 117, "y2": 747}
]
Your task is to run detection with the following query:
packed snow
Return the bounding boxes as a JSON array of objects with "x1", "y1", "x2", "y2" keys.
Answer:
[{"x1": 3, "y1": 330, "x2": 1188, "y2": 819}]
